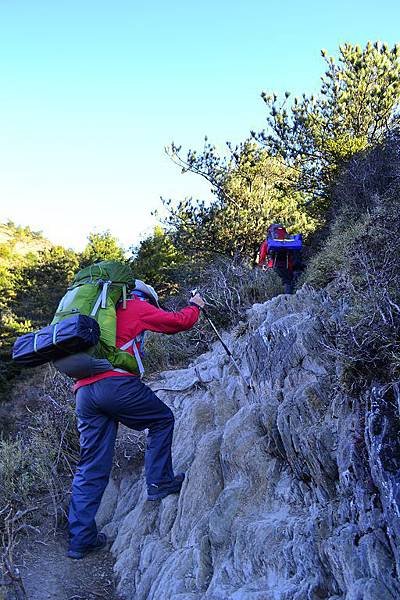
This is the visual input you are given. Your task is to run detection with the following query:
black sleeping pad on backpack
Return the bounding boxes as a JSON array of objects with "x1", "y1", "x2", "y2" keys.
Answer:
[{"x1": 12, "y1": 315, "x2": 100, "y2": 367}]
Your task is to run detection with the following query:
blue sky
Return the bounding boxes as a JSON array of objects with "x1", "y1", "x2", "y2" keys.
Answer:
[{"x1": 0, "y1": 0, "x2": 399, "y2": 251}]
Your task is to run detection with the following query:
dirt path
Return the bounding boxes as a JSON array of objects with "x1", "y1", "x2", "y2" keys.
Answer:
[
  {"x1": 17, "y1": 531, "x2": 120, "y2": 600},
  {"x1": 2, "y1": 375, "x2": 145, "y2": 600}
]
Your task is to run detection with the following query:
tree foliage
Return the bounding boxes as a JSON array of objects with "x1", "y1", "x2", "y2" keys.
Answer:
[
  {"x1": 0, "y1": 223, "x2": 48, "y2": 309},
  {"x1": 80, "y1": 231, "x2": 125, "y2": 267},
  {"x1": 165, "y1": 141, "x2": 317, "y2": 263},
  {"x1": 0, "y1": 226, "x2": 77, "y2": 397},
  {"x1": 130, "y1": 226, "x2": 186, "y2": 296},
  {"x1": 164, "y1": 42, "x2": 400, "y2": 260},
  {"x1": 255, "y1": 42, "x2": 400, "y2": 210},
  {"x1": 11, "y1": 247, "x2": 80, "y2": 327}
]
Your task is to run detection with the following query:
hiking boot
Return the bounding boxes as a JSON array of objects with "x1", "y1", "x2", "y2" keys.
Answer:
[
  {"x1": 147, "y1": 472, "x2": 185, "y2": 501},
  {"x1": 67, "y1": 532, "x2": 108, "y2": 560}
]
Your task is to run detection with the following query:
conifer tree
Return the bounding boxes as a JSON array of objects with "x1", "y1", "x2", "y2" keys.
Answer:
[
  {"x1": 256, "y1": 41, "x2": 400, "y2": 211},
  {"x1": 168, "y1": 41, "x2": 400, "y2": 230},
  {"x1": 164, "y1": 142, "x2": 316, "y2": 263},
  {"x1": 130, "y1": 226, "x2": 185, "y2": 296},
  {"x1": 80, "y1": 231, "x2": 125, "y2": 266}
]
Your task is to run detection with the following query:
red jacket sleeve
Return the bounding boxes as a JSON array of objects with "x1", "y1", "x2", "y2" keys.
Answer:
[
  {"x1": 138, "y1": 302, "x2": 200, "y2": 334},
  {"x1": 259, "y1": 241, "x2": 268, "y2": 264}
]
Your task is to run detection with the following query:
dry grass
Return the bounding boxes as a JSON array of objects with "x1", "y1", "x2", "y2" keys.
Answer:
[
  {"x1": 0, "y1": 368, "x2": 79, "y2": 595},
  {"x1": 308, "y1": 131, "x2": 400, "y2": 390},
  {"x1": 144, "y1": 257, "x2": 282, "y2": 374},
  {"x1": 0, "y1": 367, "x2": 148, "y2": 595}
]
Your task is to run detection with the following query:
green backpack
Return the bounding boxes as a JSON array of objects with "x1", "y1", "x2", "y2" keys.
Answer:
[{"x1": 51, "y1": 260, "x2": 139, "y2": 375}]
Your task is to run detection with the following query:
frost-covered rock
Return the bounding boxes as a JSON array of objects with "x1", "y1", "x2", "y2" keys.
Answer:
[{"x1": 99, "y1": 288, "x2": 400, "y2": 600}]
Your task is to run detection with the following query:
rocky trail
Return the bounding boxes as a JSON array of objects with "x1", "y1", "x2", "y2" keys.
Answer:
[
  {"x1": 96, "y1": 289, "x2": 400, "y2": 599},
  {"x1": 17, "y1": 531, "x2": 119, "y2": 600},
  {"x1": 6, "y1": 288, "x2": 400, "y2": 599}
]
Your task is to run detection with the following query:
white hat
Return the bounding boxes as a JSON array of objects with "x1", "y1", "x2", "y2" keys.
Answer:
[{"x1": 133, "y1": 279, "x2": 160, "y2": 307}]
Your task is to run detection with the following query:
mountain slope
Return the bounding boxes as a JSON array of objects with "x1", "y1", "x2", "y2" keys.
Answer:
[
  {"x1": 0, "y1": 222, "x2": 51, "y2": 261},
  {"x1": 98, "y1": 288, "x2": 400, "y2": 600}
]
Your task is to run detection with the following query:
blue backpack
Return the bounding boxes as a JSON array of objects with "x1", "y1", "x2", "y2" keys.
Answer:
[{"x1": 267, "y1": 225, "x2": 303, "y2": 269}]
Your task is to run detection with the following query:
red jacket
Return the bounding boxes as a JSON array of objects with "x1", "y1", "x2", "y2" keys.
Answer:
[
  {"x1": 258, "y1": 240, "x2": 270, "y2": 267},
  {"x1": 73, "y1": 298, "x2": 200, "y2": 391}
]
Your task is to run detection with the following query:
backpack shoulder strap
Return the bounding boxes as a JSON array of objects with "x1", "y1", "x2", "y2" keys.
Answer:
[
  {"x1": 89, "y1": 280, "x2": 110, "y2": 317},
  {"x1": 120, "y1": 337, "x2": 145, "y2": 377},
  {"x1": 90, "y1": 290, "x2": 103, "y2": 317}
]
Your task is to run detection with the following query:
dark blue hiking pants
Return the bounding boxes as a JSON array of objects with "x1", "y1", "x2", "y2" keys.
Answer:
[
  {"x1": 274, "y1": 267, "x2": 295, "y2": 295},
  {"x1": 68, "y1": 376, "x2": 175, "y2": 551}
]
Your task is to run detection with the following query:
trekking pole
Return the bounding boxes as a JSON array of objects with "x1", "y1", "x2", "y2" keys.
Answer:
[{"x1": 191, "y1": 290, "x2": 253, "y2": 390}]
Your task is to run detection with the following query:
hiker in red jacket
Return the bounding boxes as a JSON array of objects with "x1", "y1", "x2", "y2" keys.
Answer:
[
  {"x1": 68, "y1": 280, "x2": 205, "y2": 559},
  {"x1": 258, "y1": 223, "x2": 302, "y2": 294}
]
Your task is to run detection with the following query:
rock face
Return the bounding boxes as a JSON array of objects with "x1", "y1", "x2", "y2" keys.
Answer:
[{"x1": 100, "y1": 289, "x2": 400, "y2": 600}]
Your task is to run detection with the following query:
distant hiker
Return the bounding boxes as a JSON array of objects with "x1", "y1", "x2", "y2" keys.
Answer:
[
  {"x1": 67, "y1": 281, "x2": 205, "y2": 559},
  {"x1": 258, "y1": 223, "x2": 303, "y2": 294}
]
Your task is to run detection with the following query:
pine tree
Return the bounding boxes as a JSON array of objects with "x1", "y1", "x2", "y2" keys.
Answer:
[{"x1": 255, "y1": 42, "x2": 400, "y2": 213}]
